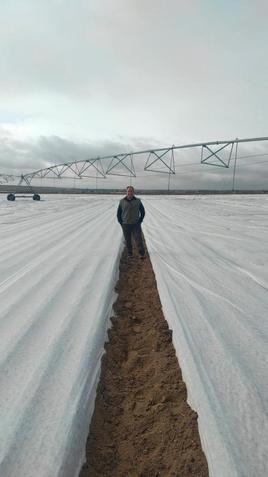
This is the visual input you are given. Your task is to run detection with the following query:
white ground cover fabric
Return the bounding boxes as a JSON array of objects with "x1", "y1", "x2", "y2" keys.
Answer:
[
  {"x1": 0, "y1": 195, "x2": 122, "y2": 477},
  {"x1": 143, "y1": 195, "x2": 268, "y2": 477}
]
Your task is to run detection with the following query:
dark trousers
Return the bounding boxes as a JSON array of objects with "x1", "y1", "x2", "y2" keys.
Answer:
[{"x1": 122, "y1": 223, "x2": 145, "y2": 256}]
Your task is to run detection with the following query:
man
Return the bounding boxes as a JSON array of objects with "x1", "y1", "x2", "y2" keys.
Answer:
[{"x1": 117, "y1": 186, "x2": 145, "y2": 258}]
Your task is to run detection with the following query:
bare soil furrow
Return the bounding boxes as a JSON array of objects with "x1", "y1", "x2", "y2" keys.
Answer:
[{"x1": 80, "y1": 246, "x2": 209, "y2": 477}]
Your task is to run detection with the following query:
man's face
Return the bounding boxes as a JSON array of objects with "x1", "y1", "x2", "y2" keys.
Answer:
[{"x1": 126, "y1": 187, "x2": 134, "y2": 199}]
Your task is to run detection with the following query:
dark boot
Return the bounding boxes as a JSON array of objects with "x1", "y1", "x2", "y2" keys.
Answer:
[
  {"x1": 133, "y1": 223, "x2": 145, "y2": 257},
  {"x1": 122, "y1": 224, "x2": 133, "y2": 255}
]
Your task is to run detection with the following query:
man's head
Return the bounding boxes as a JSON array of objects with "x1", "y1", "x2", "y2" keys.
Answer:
[{"x1": 126, "y1": 185, "x2": 134, "y2": 199}]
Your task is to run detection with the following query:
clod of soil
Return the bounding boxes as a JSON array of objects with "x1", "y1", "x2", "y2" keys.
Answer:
[{"x1": 80, "y1": 247, "x2": 209, "y2": 477}]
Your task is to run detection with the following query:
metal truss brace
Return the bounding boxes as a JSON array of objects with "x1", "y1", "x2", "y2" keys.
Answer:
[
  {"x1": 25, "y1": 159, "x2": 106, "y2": 181},
  {"x1": 201, "y1": 142, "x2": 234, "y2": 168},
  {"x1": 17, "y1": 174, "x2": 36, "y2": 193},
  {"x1": 80, "y1": 159, "x2": 106, "y2": 178},
  {"x1": 106, "y1": 154, "x2": 136, "y2": 177},
  {"x1": 144, "y1": 148, "x2": 175, "y2": 174}
]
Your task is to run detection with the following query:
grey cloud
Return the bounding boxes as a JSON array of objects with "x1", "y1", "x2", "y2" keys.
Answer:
[
  {"x1": 0, "y1": 129, "x2": 267, "y2": 190},
  {"x1": 0, "y1": 0, "x2": 268, "y2": 179},
  {"x1": 0, "y1": 129, "x2": 158, "y2": 173}
]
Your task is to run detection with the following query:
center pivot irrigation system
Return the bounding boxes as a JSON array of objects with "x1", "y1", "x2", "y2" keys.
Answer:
[{"x1": 1, "y1": 136, "x2": 268, "y2": 200}]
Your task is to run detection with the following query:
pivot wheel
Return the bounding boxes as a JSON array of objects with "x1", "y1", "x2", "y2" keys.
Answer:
[{"x1": 7, "y1": 193, "x2": 15, "y2": 201}]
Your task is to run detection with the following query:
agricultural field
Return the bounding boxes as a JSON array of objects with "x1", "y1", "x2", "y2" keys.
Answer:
[{"x1": 0, "y1": 194, "x2": 267, "y2": 477}]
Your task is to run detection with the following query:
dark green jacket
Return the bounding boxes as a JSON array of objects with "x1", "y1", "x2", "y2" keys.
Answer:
[{"x1": 117, "y1": 196, "x2": 145, "y2": 225}]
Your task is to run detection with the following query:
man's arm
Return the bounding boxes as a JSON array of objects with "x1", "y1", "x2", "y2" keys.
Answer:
[
  {"x1": 117, "y1": 203, "x2": 123, "y2": 224},
  {"x1": 139, "y1": 202, "x2": 145, "y2": 223}
]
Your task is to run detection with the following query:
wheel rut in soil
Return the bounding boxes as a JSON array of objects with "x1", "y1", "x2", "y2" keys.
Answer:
[{"x1": 80, "y1": 247, "x2": 209, "y2": 477}]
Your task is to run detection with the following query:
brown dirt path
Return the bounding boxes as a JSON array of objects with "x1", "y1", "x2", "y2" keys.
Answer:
[{"x1": 80, "y1": 247, "x2": 209, "y2": 477}]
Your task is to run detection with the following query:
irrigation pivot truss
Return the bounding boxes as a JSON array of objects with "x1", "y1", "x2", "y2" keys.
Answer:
[{"x1": 2, "y1": 135, "x2": 268, "y2": 200}]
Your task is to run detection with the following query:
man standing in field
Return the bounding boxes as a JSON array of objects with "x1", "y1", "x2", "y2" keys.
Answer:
[{"x1": 117, "y1": 186, "x2": 145, "y2": 258}]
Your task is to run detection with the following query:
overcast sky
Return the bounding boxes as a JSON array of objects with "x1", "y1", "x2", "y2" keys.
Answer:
[{"x1": 1, "y1": 0, "x2": 268, "y2": 188}]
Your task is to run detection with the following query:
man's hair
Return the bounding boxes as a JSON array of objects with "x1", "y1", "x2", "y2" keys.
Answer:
[{"x1": 126, "y1": 185, "x2": 134, "y2": 191}]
